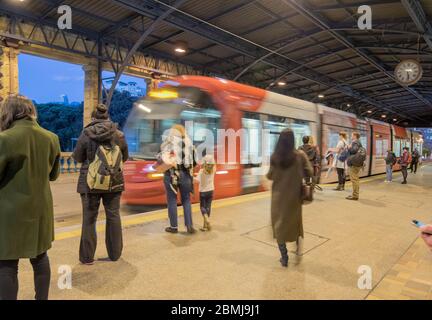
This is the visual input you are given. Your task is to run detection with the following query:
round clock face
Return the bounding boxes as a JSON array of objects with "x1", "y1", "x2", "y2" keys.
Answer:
[{"x1": 395, "y1": 59, "x2": 423, "y2": 86}]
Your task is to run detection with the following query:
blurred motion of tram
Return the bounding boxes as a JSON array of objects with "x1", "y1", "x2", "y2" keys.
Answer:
[{"x1": 122, "y1": 76, "x2": 423, "y2": 205}]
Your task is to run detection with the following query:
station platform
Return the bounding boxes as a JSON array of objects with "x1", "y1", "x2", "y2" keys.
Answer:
[{"x1": 17, "y1": 165, "x2": 432, "y2": 300}]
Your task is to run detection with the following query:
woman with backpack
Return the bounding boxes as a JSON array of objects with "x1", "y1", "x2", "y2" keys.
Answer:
[
  {"x1": 0, "y1": 95, "x2": 61, "y2": 300},
  {"x1": 328, "y1": 131, "x2": 348, "y2": 191},
  {"x1": 161, "y1": 124, "x2": 197, "y2": 234},
  {"x1": 266, "y1": 129, "x2": 313, "y2": 267},
  {"x1": 72, "y1": 104, "x2": 129, "y2": 265}
]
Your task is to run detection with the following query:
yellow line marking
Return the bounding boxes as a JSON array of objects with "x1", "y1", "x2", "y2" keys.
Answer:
[{"x1": 55, "y1": 192, "x2": 269, "y2": 241}]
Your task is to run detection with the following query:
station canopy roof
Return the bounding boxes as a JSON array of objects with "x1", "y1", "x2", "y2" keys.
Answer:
[{"x1": 1, "y1": 0, "x2": 432, "y2": 126}]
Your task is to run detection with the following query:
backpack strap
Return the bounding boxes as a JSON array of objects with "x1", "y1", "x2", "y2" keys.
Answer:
[{"x1": 96, "y1": 145, "x2": 113, "y2": 170}]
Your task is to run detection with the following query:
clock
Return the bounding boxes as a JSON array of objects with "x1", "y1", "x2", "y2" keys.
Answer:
[{"x1": 395, "y1": 59, "x2": 423, "y2": 86}]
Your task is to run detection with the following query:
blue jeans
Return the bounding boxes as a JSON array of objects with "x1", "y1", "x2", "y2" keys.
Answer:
[
  {"x1": 164, "y1": 170, "x2": 193, "y2": 228},
  {"x1": 386, "y1": 164, "x2": 393, "y2": 181}
]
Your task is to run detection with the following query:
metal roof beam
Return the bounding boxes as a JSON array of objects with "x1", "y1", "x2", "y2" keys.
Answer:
[
  {"x1": 313, "y1": 0, "x2": 400, "y2": 11},
  {"x1": 401, "y1": 0, "x2": 432, "y2": 51},
  {"x1": 140, "y1": 0, "x2": 258, "y2": 50},
  {"x1": 282, "y1": 0, "x2": 432, "y2": 115}
]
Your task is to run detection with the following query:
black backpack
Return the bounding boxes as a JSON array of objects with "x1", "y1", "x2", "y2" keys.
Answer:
[{"x1": 347, "y1": 143, "x2": 367, "y2": 167}]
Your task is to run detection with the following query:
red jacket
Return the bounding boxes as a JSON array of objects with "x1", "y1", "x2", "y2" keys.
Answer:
[{"x1": 400, "y1": 151, "x2": 410, "y2": 167}]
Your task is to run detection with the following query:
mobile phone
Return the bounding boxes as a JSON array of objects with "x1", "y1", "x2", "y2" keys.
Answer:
[
  {"x1": 412, "y1": 220, "x2": 432, "y2": 235},
  {"x1": 412, "y1": 219, "x2": 426, "y2": 228}
]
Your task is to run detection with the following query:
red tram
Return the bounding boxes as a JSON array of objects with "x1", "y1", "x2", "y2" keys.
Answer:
[{"x1": 122, "y1": 76, "x2": 423, "y2": 205}]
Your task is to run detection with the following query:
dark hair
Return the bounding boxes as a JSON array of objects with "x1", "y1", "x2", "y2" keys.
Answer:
[
  {"x1": 403, "y1": 147, "x2": 409, "y2": 151},
  {"x1": 352, "y1": 132, "x2": 361, "y2": 140},
  {"x1": 270, "y1": 129, "x2": 296, "y2": 168},
  {"x1": 302, "y1": 136, "x2": 310, "y2": 144},
  {"x1": 0, "y1": 94, "x2": 37, "y2": 131},
  {"x1": 92, "y1": 104, "x2": 109, "y2": 120}
]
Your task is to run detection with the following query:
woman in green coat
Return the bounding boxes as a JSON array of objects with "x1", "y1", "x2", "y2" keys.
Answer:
[
  {"x1": 267, "y1": 129, "x2": 313, "y2": 267},
  {"x1": 0, "y1": 95, "x2": 61, "y2": 300}
]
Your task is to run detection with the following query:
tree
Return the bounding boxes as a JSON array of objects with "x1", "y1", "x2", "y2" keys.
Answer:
[
  {"x1": 35, "y1": 103, "x2": 83, "y2": 152},
  {"x1": 35, "y1": 89, "x2": 136, "y2": 151},
  {"x1": 104, "y1": 90, "x2": 137, "y2": 129}
]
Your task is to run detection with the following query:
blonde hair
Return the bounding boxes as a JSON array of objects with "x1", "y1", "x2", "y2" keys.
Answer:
[
  {"x1": 0, "y1": 94, "x2": 37, "y2": 131},
  {"x1": 309, "y1": 136, "x2": 315, "y2": 145},
  {"x1": 339, "y1": 131, "x2": 348, "y2": 140},
  {"x1": 171, "y1": 124, "x2": 186, "y2": 138}
]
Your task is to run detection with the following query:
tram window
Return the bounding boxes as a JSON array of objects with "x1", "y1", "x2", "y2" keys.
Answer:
[
  {"x1": 263, "y1": 116, "x2": 290, "y2": 157},
  {"x1": 180, "y1": 109, "x2": 221, "y2": 145},
  {"x1": 242, "y1": 115, "x2": 262, "y2": 165},
  {"x1": 125, "y1": 118, "x2": 176, "y2": 159},
  {"x1": 394, "y1": 139, "x2": 401, "y2": 157},
  {"x1": 291, "y1": 120, "x2": 312, "y2": 149},
  {"x1": 375, "y1": 138, "x2": 388, "y2": 158}
]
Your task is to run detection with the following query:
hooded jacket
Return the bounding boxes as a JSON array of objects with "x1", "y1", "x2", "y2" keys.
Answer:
[{"x1": 72, "y1": 120, "x2": 129, "y2": 194}]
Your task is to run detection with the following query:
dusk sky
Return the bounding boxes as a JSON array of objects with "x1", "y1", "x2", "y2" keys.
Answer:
[{"x1": 19, "y1": 54, "x2": 147, "y2": 103}]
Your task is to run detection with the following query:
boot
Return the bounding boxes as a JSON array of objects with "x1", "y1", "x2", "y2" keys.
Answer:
[
  {"x1": 278, "y1": 243, "x2": 289, "y2": 267},
  {"x1": 187, "y1": 226, "x2": 196, "y2": 234}
]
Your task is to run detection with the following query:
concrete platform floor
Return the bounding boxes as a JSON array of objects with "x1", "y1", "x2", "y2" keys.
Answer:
[{"x1": 17, "y1": 165, "x2": 432, "y2": 300}]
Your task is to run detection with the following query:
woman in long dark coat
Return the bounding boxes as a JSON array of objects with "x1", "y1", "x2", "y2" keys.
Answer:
[
  {"x1": 266, "y1": 129, "x2": 313, "y2": 267},
  {"x1": 0, "y1": 95, "x2": 61, "y2": 300}
]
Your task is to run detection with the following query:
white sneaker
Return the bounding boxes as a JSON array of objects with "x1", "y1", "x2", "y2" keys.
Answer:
[{"x1": 296, "y1": 236, "x2": 304, "y2": 256}]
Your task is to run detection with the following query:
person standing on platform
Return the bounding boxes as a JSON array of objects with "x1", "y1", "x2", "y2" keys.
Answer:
[
  {"x1": 161, "y1": 124, "x2": 197, "y2": 234},
  {"x1": 328, "y1": 131, "x2": 348, "y2": 191},
  {"x1": 266, "y1": 129, "x2": 313, "y2": 267},
  {"x1": 195, "y1": 154, "x2": 216, "y2": 232},
  {"x1": 399, "y1": 147, "x2": 410, "y2": 184},
  {"x1": 384, "y1": 149, "x2": 397, "y2": 183},
  {"x1": 72, "y1": 104, "x2": 129, "y2": 265},
  {"x1": 0, "y1": 95, "x2": 61, "y2": 300},
  {"x1": 410, "y1": 149, "x2": 420, "y2": 174},
  {"x1": 298, "y1": 135, "x2": 320, "y2": 185},
  {"x1": 346, "y1": 132, "x2": 365, "y2": 201}
]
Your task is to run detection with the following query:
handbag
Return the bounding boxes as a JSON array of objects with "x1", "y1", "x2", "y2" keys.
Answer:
[{"x1": 302, "y1": 181, "x2": 314, "y2": 205}]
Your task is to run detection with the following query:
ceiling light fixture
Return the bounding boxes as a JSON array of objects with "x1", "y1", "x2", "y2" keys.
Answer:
[
  {"x1": 174, "y1": 40, "x2": 187, "y2": 54},
  {"x1": 277, "y1": 81, "x2": 286, "y2": 86},
  {"x1": 318, "y1": 94, "x2": 324, "y2": 98}
]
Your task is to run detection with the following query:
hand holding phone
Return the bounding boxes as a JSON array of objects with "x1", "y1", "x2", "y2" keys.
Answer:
[{"x1": 412, "y1": 220, "x2": 432, "y2": 235}]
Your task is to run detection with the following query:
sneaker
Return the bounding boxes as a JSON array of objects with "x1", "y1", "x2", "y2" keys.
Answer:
[
  {"x1": 401, "y1": 181, "x2": 407, "y2": 184},
  {"x1": 346, "y1": 195, "x2": 359, "y2": 200},
  {"x1": 80, "y1": 261, "x2": 94, "y2": 266},
  {"x1": 204, "y1": 214, "x2": 211, "y2": 231},
  {"x1": 165, "y1": 227, "x2": 178, "y2": 233}
]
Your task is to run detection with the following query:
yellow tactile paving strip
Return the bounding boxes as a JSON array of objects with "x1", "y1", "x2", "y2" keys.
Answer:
[{"x1": 367, "y1": 237, "x2": 432, "y2": 300}]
